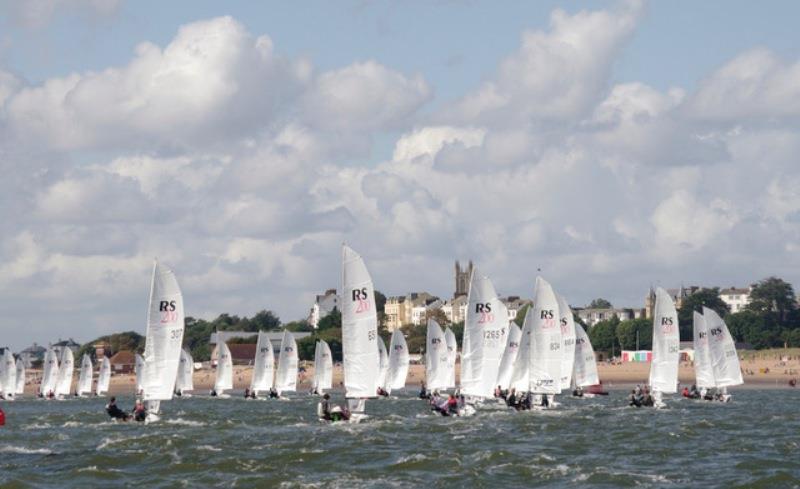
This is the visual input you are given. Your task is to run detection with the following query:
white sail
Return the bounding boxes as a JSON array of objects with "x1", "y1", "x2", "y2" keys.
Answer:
[
  {"x1": 693, "y1": 311, "x2": 715, "y2": 389},
  {"x1": 77, "y1": 354, "x2": 94, "y2": 395},
  {"x1": 214, "y1": 341, "x2": 233, "y2": 394},
  {"x1": 0, "y1": 349, "x2": 15, "y2": 396},
  {"x1": 313, "y1": 340, "x2": 333, "y2": 393},
  {"x1": 386, "y1": 329, "x2": 410, "y2": 392},
  {"x1": 40, "y1": 348, "x2": 59, "y2": 396},
  {"x1": 250, "y1": 331, "x2": 274, "y2": 394},
  {"x1": 96, "y1": 357, "x2": 111, "y2": 395},
  {"x1": 425, "y1": 319, "x2": 450, "y2": 391},
  {"x1": 377, "y1": 337, "x2": 389, "y2": 390},
  {"x1": 509, "y1": 310, "x2": 532, "y2": 392},
  {"x1": 529, "y1": 277, "x2": 561, "y2": 394},
  {"x1": 572, "y1": 324, "x2": 599, "y2": 387},
  {"x1": 175, "y1": 349, "x2": 194, "y2": 394},
  {"x1": 444, "y1": 327, "x2": 457, "y2": 389},
  {"x1": 649, "y1": 287, "x2": 680, "y2": 394},
  {"x1": 557, "y1": 295, "x2": 576, "y2": 391},
  {"x1": 460, "y1": 269, "x2": 508, "y2": 398},
  {"x1": 496, "y1": 322, "x2": 522, "y2": 390},
  {"x1": 703, "y1": 307, "x2": 744, "y2": 388},
  {"x1": 15, "y1": 358, "x2": 26, "y2": 395},
  {"x1": 142, "y1": 260, "x2": 186, "y2": 403},
  {"x1": 275, "y1": 330, "x2": 298, "y2": 395},
  {"x1": 341, "y1": 244, "x2": 380, "y2": 399},
  {"x1": 55, "y1": 348, "x2": 74, "y2": 397},
  {"x1": 135, "y1": 353, "x2": 145, "y2": 394}
]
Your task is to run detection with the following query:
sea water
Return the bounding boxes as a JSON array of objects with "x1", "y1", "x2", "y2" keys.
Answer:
[{"x1": 1, "y1": 390, "x2": 799, "y2": 487}]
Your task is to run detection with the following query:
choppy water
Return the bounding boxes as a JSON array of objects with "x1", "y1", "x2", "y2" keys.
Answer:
[{"x1": 1, "y1": 389, "x2": 799, "y2": 488}]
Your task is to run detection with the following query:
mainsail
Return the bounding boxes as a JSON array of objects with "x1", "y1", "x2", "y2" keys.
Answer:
[
  {"x1": 703, "y1": 307, "x2": 744, "y2": 388},
  {"x1": 377, "y1": 337, "x2": 389, "y2": 390},
  {"x1": 444, "y1": 327, "x2": 457, "y2": 389},
  {"x1": 55, "y1": 347, "x2": 74, "y2": 397},
  {"x1": 509, "y1": 309, "x2": 532, "y2": 392},
  {"x1": 96, "y1": 357, "x2": 111, "y2": 395},
  {"x1": 135, "y1": 353, "x2": 145, "y2": 394},
  {"x1": 77, "y1": 354, "x2": 94, "y2": 396},
  {"x1": 275, "y1": 330, "x2": 298, "y2": 396},
  {"x1": 312, "y1": 340, "x2": 333, "y2": 393},
  {"x1": 693, "y1": 311, "x2": 715, "y2": 389},
  {"x1": 341, "y1": 245, "x2": 379, "y2": 400},
  {"x1": 15, "y1": 358, "x2": 26, "y2": 395},
  {"x1": 175, "y1": 349, "x2": 194, "y2": 394},
  {"x1": 529, "y1": 277, "x2": 561, "y2": 394},
  {"x1": 649, "y1": 287, "x2": 680, "y2": 394},
  {"x1": 0, "y1": 349, "x2": 15, "y2": 397},
  {"x1": 250, "y1": 331, "x2": 274, "y2": 395},
  {"x1": 557, "y1": 295, "x2": 576, "y2": 391},
  {"x1": 572, "y1": 324, "x2": 599, "y2": 388},
  {"x1": 142, "y1": 260, "x2": 185, "y2": 403},
  {"x1": 496, "y1": 322, "x2": 522, "y2": 390},
  {"x1": 425, "y1": 319, "x2": 450, "y2": 391},
  {"x1": 214, "y1": 341, "x2": 233, "y2": 394},
  {"x1": 460, "y1": 269, "x2": 508, "y2": 398},
  {"x1": 386, "y1": 328, "x2": 410, "y2": 392},
  {"x1": 39, "y1": 348, "x2": 59, "y2": 396}
]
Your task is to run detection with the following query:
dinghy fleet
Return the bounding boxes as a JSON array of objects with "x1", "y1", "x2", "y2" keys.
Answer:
[{"x1": 0, "y1": 245, "x2": 745, "y2": 424}]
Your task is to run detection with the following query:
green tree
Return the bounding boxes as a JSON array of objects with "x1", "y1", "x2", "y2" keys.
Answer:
[
  {"x1": 615, "y1": 318, "x2": 652, "y2": 350},
  {"x1": 514, "y1": 304, "x2": 530, "y2": 327},
  {"x1": 283, "y1": 320, "x2": 313, "y2": 332},
  {"x1": 249, "y1": 310, "x2": 282, "y2": 331},
  {"x1": 77, "y1": 331, "x2": 146, "y2": 361},
  {"x1": 589, "y1": 298, "x2": 613, "y2": 309},
  {"x1": 747, "y1": 277, "x2": 798, "y2": 324},
  {"x1": 725, "y1": 310, "x2": 780, "y2": 349},
  {"x1": 677, "y1": 288, "x2": 729, "y2": 340},
  {"x1": 317, "y1": 309, "x2": 341, "y2": 331},
  {"x1": 588, "y1": 317, "x2": 620, "y2": 354}
]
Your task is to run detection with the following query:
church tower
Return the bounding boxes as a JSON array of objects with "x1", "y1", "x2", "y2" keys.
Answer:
[{"x1": 454, "y1": 260, "x2": 473, "y2": 298}]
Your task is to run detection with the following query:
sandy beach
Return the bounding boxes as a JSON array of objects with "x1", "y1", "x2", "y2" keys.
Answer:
[{"x1": 20, "y1": 349, "x2": 800, "y2": 396}]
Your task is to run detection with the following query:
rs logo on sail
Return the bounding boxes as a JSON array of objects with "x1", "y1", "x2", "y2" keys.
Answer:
[
  {"x1": 159, "y1": 300, "x2": 178, "y2": 323},
  {"x1": 352, "y1": 288, "x2": 370, "y2": 313}
]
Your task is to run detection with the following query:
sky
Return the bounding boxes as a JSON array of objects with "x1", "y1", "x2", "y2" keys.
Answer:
[{"x1": 2, "y1": 1, "x2": 800, "y2": 351}]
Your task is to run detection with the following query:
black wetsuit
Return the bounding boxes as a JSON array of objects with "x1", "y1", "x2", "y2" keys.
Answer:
[
  {"x1": 133, "y1": 407, "x2": 146, "y2": 422},
  {"x1": 106, "y1": 403, "x2": 129, "y2": 421}
]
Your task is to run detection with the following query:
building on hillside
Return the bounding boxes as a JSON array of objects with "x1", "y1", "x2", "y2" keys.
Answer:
[
  {"x1": 501, "y1": 296, "x2": 532, "y2": 322},
  {"x1": 575, "y1": 307, "x2": 645, "y2": 327},
  {"x1": 384, "y1": 292, "x2": 438, "y2": 330},
  {"x1": 454, "y1": 260, "x2": 473, "y2": 298},
  {"x1": 109, "y1": 351, "x2": 136, "y2": 374},
  {"x1": 93, "y1": 342, "x2": 112, "y2": 360},
  {"x1": 226, "y1": 344, "x2": 258, "y2": 366},
  {"x1": 442, "y1": 295, "x2": 469, "y2": 324},
  {"x1": 18, "y1": 343, "x2": 46, "y2": 368},
  {"x1": 384, "y1": 296, "x2": 407, "y2": 331},
  {"x1": 209, "y1": 331, "x2": 311, "y2": 364},
  {"x1": 719, "y1": 287, "x2": 751, "y2": 312},
  {"x1": 52, "y1": 338, "x2": 81, "y2": 359},
  {"x1": 410, "y1": 298, "x2": 443, "y2": 326},
  {"x1": 307, "y1": 289, "x2": 339, "y2": 328},
  {"x1": 645, "y1": 285, "x2": 700, "y2": 318}
]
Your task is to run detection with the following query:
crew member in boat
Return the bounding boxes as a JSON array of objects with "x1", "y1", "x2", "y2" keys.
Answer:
[
  {"x1": 572, "y1": 386, "x2": 583, "y2": 398},
  {"x1": 628, "y1": 389, "x2": 642, "y2": 408},
  {"x1": 641, "y1": 387, "x2": 654, "y2": 407},
  {"x1": 377, "y1": 386, "x2": 389, "y2": 397},
  {"x1": 244, "y1": 388, "x2": 250, "y2": 399},
  {"x1": 447, "y1": 394, "x2": 458, "y2": 415},
  {"x1": 689, "y1": 384, "x2": 701, "y2": 399},
  {"x1": 506, "y1": 388, "x2": 517, "y2": 408},
  {"x1": 418, "y1": 381, "x2": 429, "y2": 400},
  {"x1": 269, "y1": 387, "x2": 279, "y2": 399},
  {"x1": 132, "y1": 399, "x2": 147, "y2": 422},
  {"x1": 105, "y1": 397, "x2": 130, "y2": 421},
  {"x1": 210, "y1": 389, "x2": 217, "y2": 397}
]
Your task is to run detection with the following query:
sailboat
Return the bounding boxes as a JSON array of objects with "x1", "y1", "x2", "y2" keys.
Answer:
[
  {"x1": 140, "y1": 260, "x2": 186, "y2": 422},
  {"x1": 557, "y1": 295, "x2": 576, "y2": 395},
  {"x1": 213, "y1": 341, "x2": 233, "y2": 397},
  {"x1": 76, "y1": 354, "x2": 94, "y2": 397},
  {"x1": 250, "y1": 331, "x2": 274, "y2": 398},
  {"x1": 703, "y1": 307, "x2": 744, "y2": 401},
  {"x1": 376, "y1": 337, "x2": 389, "y2": 395},
  {"x1": 15, "y1": 358, "x2": 26, "y2": 397},
  {"x1": 135, "y1": 353, "x2": 145, "y2": 396},
  {"x1": 425, "y1": 319, "x2": 450, "y2": 394},
  {"x1": 458, "y1": 269, "x2": 507, "y2": 415},
  {"x1": 444, "y1": 327, "x2": 457, "y2": 389},
  {"x1": 312, "y1": 340, "x2": 333, "y2": 395},
  {"x1": 40, "y1": 347, "x2": 59, "y2": 398},
  {"x1": 648, "y1": 287, "x2": 680, "y2": 408},
  {"x1": 96, "y1": 356, "x2": 111, "y2": 396},
  {"x1": 275, "y1": 330, "x2": 298, "y2": 398},
  {"x1": 0, "y1": 349, "x2": 16, "y2": 400},
  {"x1": 508, "y1": 309, "x2": 532, "y2": 394},
  {"x1": 529, "y1": 277, "x2": 561, "y2": 409},
  {"x1": 496, "y1": 322, "x2": 522, "y2": 391},
  {"x1": 386, "y1": 329, "x2": 410, "y2": 394},
  {"x1": 693, "y1": 311, "x2": 715, "y2": 399},
  {"x1": 175, "y1": 349, "x2": 194, "y2": 396},
  {"x1": 54, "y1": 347, "x2": 74, "y2": 399},
  {"x1": 320, "y1": 244, "x2": 379, "y2": 423},
  {"x1": 571, "y1": 323, "x2": 600, "y2": 396}
]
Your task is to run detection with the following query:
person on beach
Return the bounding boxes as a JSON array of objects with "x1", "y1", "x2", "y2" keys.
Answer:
[{"x1": 105, "y1": 397, "x2": 130, "y2": 421}]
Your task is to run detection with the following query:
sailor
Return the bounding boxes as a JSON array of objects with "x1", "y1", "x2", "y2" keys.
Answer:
[
  {"x1": 418, "y1": 381, "x2": 429, "y2": 400},
  {"x1": 244, "y1": 388, "x2": 251, "y2": 399},
  {"x1": 642, "y1": 387, "x2": 654, "y2": 407},
  {"x1": 132, "y1": 399, "x2": 147, "y2": 422},
  {"x1": 540, "y1": 394, "x2": 549, "y2": 408},
  {"x1": 210, "y1": 389, "x2": 218, "y2": 397},
  {"x1": 175, "y1": 389, "x2": 182, "y2": 397},
  {"x1": 628, "y1": 389, "x2": 641, "y2": 407},
  {"x1": 321, "y1": 393, "x2": 332, "y2": 419},
  {"x1": 0, "y1": 406, "x2": 5, "y2": 426},
  {"x1": 689, "y1": 384, "x2": 700, "y2": 399},
  {"x1": 269, "y1": 387, "x2": 279, "y2": 399},
  {"x1": 682, "y1": 387, "x2": 690, "y2": 398},
  {"x1": 506, "y1": 388, "x2": 517, "y2": 407},
  {"x1": 494, "y1": 385, "x2": 503, "y2": 398},
  {"x1": 377, "y1": 386, "x2": 389, "y2": 397},
  {"x1": 106, "y1": 397, "x2": 130, "y2": 421},
  {"x1": 573, "y1": 386, "x2": 583, "y2": 398},
  {"x1": 447, "y1": 394, "x2": 458, "y2": 415}
]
